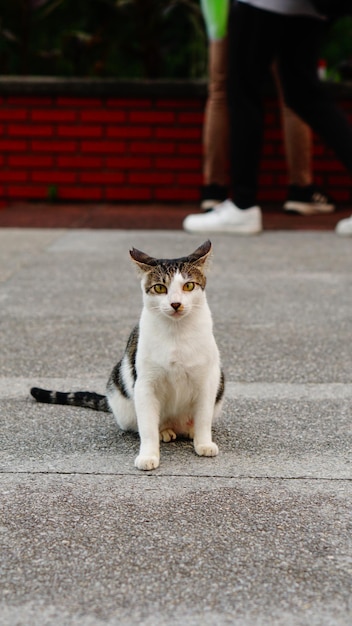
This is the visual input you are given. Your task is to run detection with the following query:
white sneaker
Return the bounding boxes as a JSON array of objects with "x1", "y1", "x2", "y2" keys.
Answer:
[
  {"x1": 335, "y1": 215, "x2": 352, "y2": 236},
  {"x1": 183, "y1": 199, "x2": 262, "y2": 235}
]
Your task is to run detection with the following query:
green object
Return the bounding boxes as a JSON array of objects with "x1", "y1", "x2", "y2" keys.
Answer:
[
  {"x1": 47, "y1": 185, "x2": 58, "y2": 202},
  {"x1": 200, "y1": 0, "x2": 229, "y2": 40}
]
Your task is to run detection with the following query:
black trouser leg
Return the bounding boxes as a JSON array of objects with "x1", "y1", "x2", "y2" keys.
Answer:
[
  {"x1": 227, "y1": 6, "x2": 352, "y2": 210},
  {"x1": 278, "y1": 16, "x2": 352, "y2": 174},
  {"x1": 227, "y1": 4, "x2": 278, "y2": 208}
]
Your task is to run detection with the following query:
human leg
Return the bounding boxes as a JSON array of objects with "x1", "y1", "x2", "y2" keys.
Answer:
[
  {"x1": 227, "y1": 3, "x2": 279, "y2": 209},
  {"x1": 184, "y1": 3, "x2": 277, "y2": 234},
  {"x1": 202, "y1": 37, "x2": 229, "y2": 208},
  {"x1": 272, "y1": 62, "x2": 335, "y2": 214},
  {"x1": 278, "y1": 16, "x2": 352, "y2": 175},
  {"x1": 277, "y1": 16, "x2": 352, "y2": 220},
  {"x1": 272, "y1": 61, "x2": 312, "y2": 187},
  {"x1": 277, "y1": 16, "x2": 352, "y2": 226}
]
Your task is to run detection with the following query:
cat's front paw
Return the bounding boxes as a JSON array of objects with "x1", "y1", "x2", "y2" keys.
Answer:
[
  {"x1": 160, "y1": 428, "x2": 177, "y2": 443},
  {"x1": 135, "y1": 454, "x2": 160, "y2": 471},
  {"x1": 194, "y1": 442, "x2": 219, "y2": 457}
]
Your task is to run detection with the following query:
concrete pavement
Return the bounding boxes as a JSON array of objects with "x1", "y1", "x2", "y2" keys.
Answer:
[{"x1": 0, "y1": 228, "x2": 351, "y2": 625}]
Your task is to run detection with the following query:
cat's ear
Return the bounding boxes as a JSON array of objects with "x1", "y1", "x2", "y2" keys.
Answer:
[
  {"x1": 188, "y1": 240, "x2": 212, "y2": 267},
  {"x1": 130, "y1": 248, "x2": 157, "y2": 272}
]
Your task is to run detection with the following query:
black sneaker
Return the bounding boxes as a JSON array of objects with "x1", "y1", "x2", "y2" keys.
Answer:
[
  {"x1": 200, "y1": 184, "x2": 228, "y2": 211},
  {"x1": 283, "y1": 185, "x2": 335, "y2": 215}
]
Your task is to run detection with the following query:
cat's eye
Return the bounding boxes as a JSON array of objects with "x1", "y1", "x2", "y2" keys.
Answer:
[
  {"x1": 153, "y1": 284, "x2": 167, "y2": 294},
  {"x1": 183, "y1": 282, "x2": 195, "y2": 292}
]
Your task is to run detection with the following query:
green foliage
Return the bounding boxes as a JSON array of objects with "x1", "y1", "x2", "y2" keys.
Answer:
[
  {"x1": 322, "y1": 17, "x2": 352, "y2": 80},
  {"x1": 0, "y1": 0, "x2": 207, "y2": 78},
  {"x1": 0, "y1": 1, "x2": 351, "y2": 80}
]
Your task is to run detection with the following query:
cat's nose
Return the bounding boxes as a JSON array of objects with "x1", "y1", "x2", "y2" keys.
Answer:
[{"x1": 171, "y1": 302, "x2": 182, "y2": 311}]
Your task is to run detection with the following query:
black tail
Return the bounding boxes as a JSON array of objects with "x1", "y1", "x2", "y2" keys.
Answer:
[{"x1": 30, "y1": 387, "x2": 110, "y2": 413}]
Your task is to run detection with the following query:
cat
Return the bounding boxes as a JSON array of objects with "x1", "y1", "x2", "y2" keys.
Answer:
[{"x1": 30, "y1": 239, "x2": 225, "y2": 471}]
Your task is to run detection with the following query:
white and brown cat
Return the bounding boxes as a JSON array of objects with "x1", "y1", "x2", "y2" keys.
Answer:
[{"x1": 31, "y1": 240, "x2": 224, "y2": 470}]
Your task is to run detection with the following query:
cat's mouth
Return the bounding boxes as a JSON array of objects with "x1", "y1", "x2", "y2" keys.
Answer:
[
  {"x1": 170, "y1": 309, "x2": 183, "y2": 317},
  {"x1": 168, "y1": 306, "x2": 186, "y2": 318}
]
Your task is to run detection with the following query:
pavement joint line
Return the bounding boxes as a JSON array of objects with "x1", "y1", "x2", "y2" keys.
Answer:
[{"x1": 0, "y1": 470, "x2": 351, "y2": 482}]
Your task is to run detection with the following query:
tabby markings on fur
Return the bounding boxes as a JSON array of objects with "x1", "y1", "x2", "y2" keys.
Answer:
[{"x1": 30, "y1": 240, "x2": 224, "y2": 471}]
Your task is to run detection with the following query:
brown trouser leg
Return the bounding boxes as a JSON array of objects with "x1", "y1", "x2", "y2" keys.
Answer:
[
  {"x1": 203, "y1": 39, "x2": 313, "y2": 188},
  {"x1": 203, "y1": 38, "x2": 229, "y2": 187},
  {"x1": 272, "y1": 62, "x2": 312, "y2": 186}
]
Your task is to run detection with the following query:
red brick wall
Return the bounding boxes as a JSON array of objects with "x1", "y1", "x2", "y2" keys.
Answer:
[{"x1": 0, "y1": 88, "x2": 351, "y2": 204}]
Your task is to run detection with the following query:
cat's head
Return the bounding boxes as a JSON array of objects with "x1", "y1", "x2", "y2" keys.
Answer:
[{"x1": 129, "y1": 240, "x2": 212, "y2": 320}]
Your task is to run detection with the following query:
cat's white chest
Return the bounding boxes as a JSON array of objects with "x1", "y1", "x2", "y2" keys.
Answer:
[
  {"x1": 142, "y1": 332, "x2": 216, "y2": 389},
  {"x1": 136, "y1": 299, "x2": 220, "y2": 421},
  {"x1": 146, "y1": 342, "x2": 194, "y2": 378},
  {"x1": 155, "y1": 343, "x2": 199, "y2": 419},
  {"x1": 138, "y1": 300, "x2": 217, "y2": 378}
]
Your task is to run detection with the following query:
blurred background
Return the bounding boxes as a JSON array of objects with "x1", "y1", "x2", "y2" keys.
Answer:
[{"x1": 0, "y1": 0, "x2": 351, "y2": 81}]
